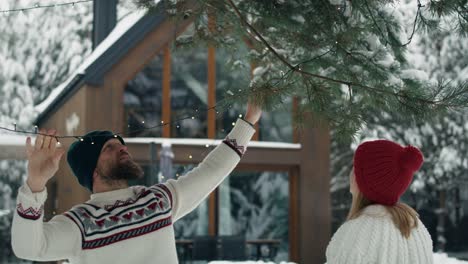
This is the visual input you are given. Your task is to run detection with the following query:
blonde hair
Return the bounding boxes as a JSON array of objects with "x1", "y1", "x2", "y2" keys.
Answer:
[{"x1": 347, "y1": 191, "x2": 419, "y2": 238}]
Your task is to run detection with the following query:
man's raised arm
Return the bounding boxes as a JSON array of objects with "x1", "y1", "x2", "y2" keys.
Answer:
[
  {"x1": 162, "y1": 103, "x2": 262, "y2": 221},
  {"x1": 11, "y1": 130, "x2": 81, "y2": 261}
]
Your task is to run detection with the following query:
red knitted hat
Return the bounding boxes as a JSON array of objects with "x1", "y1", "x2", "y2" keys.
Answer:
[{"x1": 353, "y1": 139, "x2": 424, "y2": 206}]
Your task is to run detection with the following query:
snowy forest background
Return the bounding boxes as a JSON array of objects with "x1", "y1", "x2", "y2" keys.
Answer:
[{"x1": 0, "y1": 0, "x2": 467, "y2": 263}]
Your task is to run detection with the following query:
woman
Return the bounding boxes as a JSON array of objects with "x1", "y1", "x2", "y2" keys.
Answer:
[{"x1": 326, "y1": 139, "x2": 433, "y2": 264}]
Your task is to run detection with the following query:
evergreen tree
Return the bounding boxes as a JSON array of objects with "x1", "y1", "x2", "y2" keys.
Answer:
[{"x1": 138, "y1": 0, "x2": 468, "y2": 139}]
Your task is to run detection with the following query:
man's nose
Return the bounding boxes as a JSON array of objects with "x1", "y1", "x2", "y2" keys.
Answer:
[{"x1": 119, "y1": 145, "x2": 128, "y2": 153}]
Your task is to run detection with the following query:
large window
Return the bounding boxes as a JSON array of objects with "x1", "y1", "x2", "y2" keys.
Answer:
[
  {"x1": 215, "y1": 48, "x2": 250, "y2": 139},
  {"x1": 122, "y1": 22, "x2": 296, "y2": 262},
  {"x1": 219, "y1": 171, "x2": 290, "y2": 261},
  {"x1": 170, "y1": 47, "x2": 208, "y2": 138},
  {"x1": 123, "y1": 55, "x2": 163, "y2": 137}
]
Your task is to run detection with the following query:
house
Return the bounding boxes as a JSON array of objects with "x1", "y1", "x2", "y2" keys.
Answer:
[{"x1": 4, "y1": 1, "x2": 331, "y2": 263}]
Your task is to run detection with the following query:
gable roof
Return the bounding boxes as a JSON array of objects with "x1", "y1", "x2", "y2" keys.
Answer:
[{"x1": 35, "y1": 3, "x2": 165, "y2": 125}]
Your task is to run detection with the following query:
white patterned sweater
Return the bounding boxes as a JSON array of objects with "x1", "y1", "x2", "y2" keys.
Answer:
[
  {"x1": 326, "y1": 204, "x2": 434, "y2": 264},
  {"x1": 11, "y1": 119, "x2": 255, "y2": 264}
]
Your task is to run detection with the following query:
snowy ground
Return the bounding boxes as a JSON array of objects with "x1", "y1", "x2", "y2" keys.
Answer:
[
  {"x1": 59, "y1": 253, "x2": 468, "y2": 264},
  {"x1": 433, "y1": 253, "x2": 468, "y2": 264},
  {"x1": 205, "y1": 254, "x2": 468, "y2": 264}
]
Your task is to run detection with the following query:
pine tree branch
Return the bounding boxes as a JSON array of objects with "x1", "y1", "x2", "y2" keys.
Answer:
[
  {"x1": 224, "y1": 0, "x2": 453, "y2": 108},
  {"x1": 403, "y1": 0, "x2": 424, "y2": 46},
  {"x1": 364, "y1": 0, "x2": 389, "y2": 46}
]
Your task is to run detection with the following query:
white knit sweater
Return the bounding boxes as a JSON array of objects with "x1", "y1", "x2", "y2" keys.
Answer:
[
  {"x1": 326, "y1": 204, "x2": 434, "y2": 264},
  {"x1": 11, "y1": 119, "x2": 255, "y2": 264}
]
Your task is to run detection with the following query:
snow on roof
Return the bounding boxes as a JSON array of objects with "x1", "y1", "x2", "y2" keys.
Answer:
[
  {"x1": 0, "y1": 133, "x2": 300, "y2": 160},
  {"x1": 35, "y1": 9, "x2": 148, "y2": 113},
  {"x1": 123, "y1": 137, "x2": 301, "y2": 149},
  {"x1": 0, "y1": 134, "x2": 31, "y2": 159}
]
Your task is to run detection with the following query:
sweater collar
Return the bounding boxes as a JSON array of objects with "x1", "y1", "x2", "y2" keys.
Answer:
[
  {"x1": 89, "y1": 187, "x2": 137, "y2": 206},
  {"x1": 362, "y1": 204, "x2": 389, "y2": 216}
]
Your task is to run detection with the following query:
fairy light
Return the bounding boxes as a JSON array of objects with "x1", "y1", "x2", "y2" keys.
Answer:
[
  {"x1": 0, "y1": 0, "x2": 92, "y2": 14},
  {"x1": 188, "y1": 155, "x2": 192, "y2": 159},
  {"x1": 0, "y1": 105, "x2": 234, "y2": 144}
]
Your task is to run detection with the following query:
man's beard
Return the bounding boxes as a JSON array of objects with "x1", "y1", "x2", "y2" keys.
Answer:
[{"x1": 99, "y1": 158, "x2": 144, "y2": 183}]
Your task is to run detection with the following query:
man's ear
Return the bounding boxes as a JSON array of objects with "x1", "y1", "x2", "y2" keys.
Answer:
[{"x1": 93, "y1": 169, "x2": 99, "y2": 182}]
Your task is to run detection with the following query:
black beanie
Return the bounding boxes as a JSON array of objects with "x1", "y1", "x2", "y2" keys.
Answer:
[{"x1": 67, "y1": 131, "x2": 125, "y2": 192}]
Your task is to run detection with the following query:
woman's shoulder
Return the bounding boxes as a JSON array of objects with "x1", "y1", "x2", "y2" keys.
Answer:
[{"x1": 326, "y1": 211, "x2": 386, "y2": 262}]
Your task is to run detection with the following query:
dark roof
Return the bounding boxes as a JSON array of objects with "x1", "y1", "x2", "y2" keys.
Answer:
[{"x1": 36, "y1": 5, "x2": 166, "y2": 125}]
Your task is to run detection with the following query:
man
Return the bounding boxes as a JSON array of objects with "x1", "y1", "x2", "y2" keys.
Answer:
[{"x1": 11, "y1": 103, "x2": 262, "y2": 264}]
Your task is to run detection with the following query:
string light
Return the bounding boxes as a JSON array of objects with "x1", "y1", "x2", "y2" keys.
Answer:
[
  {"x1": 0, "y1": 105, "x2": 249, "y2": 151},
  {"x1": 188, "y1": 155, "x2": 192, "y2": 159},
  {"x1": 0, "y1": 0, "x2": 92, "y2": 14}
]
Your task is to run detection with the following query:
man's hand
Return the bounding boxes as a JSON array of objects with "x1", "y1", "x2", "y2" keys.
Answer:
[
  {"x1": 244, "y1": 102, "x2": 262, "y2": 125},
  {"x1": 26, "y1": 129, "x2": 65, "y2": 193}
]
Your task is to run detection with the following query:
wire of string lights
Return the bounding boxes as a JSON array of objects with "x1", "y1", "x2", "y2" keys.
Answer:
[{"x1": 0, "y1": 0, "x2": 92, "y2": 14}]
